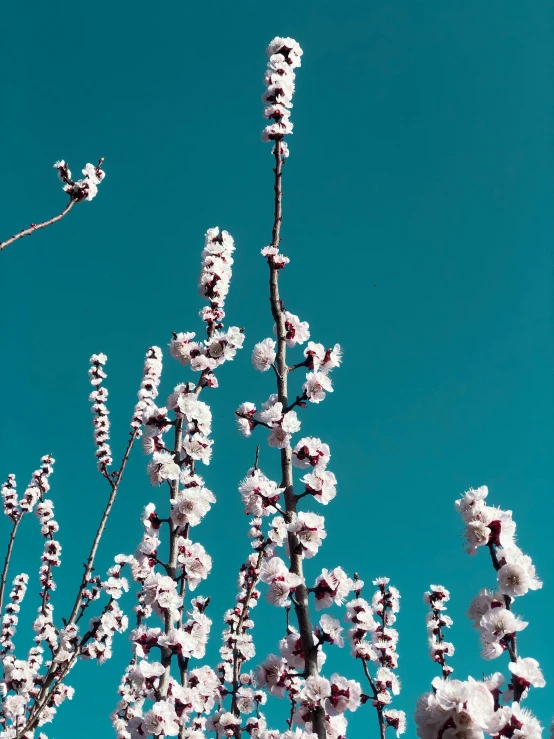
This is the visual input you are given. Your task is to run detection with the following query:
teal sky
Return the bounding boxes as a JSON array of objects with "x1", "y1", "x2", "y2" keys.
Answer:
[{"x1": 1, "y1": 1, "x2": 552, "y2": 736}]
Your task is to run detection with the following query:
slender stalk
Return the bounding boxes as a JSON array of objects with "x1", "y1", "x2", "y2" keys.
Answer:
[
  {"x1": 267, "y1": 140, "x2": 326, "y2": 739},
  {"x1": 0, "y1": 199, "x2": 77, "y2": 253},
  {"x1": 67, "y1": 430, "x2": 139, "y2": 625},
  {"x1": 0, "y1": 518, "x2": 21, "y2": 616}
]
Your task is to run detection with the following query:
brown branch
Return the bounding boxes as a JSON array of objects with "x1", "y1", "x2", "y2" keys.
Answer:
[
  {"x1": 267, "y1": 140, "x2": 326, "y2": 739},
  {"x1": 0, "y1": 198, "x2": 77, "y2": 253}
]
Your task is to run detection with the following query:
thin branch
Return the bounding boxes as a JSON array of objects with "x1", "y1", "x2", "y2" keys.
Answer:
[{"x1": 0, "y1": 199, "x2": 77, "y2": 253}]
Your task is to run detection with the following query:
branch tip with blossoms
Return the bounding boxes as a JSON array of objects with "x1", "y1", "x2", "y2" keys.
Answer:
[{"x1": 0, "y1": 158, "x2": 105, "y2": 253}]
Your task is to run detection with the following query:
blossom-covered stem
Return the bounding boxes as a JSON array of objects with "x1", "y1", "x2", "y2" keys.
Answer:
[
  {"x1": 268, "y1": 140, "x2": 325, "y2": 738},
  {"x1": 361, "y1": 659, "x2": 385, "y2": 739},
  {"x1": 0, "y1": 199, "x2": 77, "y2": 253},
  {"x1": 0, "y1": 518, "x2": 21, "y2": 616}
]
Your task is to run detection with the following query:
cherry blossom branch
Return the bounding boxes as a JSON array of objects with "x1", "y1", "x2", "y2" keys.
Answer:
[
  {"x1": 267, "y1": 140, "x2": 325, "y2": 739},
  {"x1": 0, "y1": 158, "x2": 105, "y2": 254}
]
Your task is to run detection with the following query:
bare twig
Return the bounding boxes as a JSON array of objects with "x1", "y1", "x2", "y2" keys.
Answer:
[{"x1": 0, "y1": 199, "x2": 77, "y2": 253}]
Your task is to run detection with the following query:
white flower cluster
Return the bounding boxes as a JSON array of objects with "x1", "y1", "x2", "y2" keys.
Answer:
[
  {"x1": 111, "y1": 601, "x2": 217, "y2": 737},
  {"x1": 260, "y1": 555, "x2": 303, "y2": 608},
  {"x1": 455, "y1": 486, "x2": 542, "y2": 599},
  {"x1": 239, "y1": 467, "x2": 284, "y2": 517},
  {"x1": 0, "y1": 574, "x2": 29, "y2": 655},
  {"x1": 344, "y1": 578, "x2": 406, "y2": 736},
  {"x1": 416, "y1": 487, "x2": 547, "y2": 739},
  {"x1": 293, "y1": 673, "x2": 362, "y2": 738},
  {"x1": 415, "y1": 675, "x2": 545, "y2": 739},
  {"x1": 466, "y1": 588, "x2": 530, "y2": 662},
  {"x1": 81, "y1": 600, "x2": 128, "y2": 664},
  {"x1": 170, "y1": 228, "x2": 244, "y2": 371},
  {"x1": 0, "y1": 462, "x2": 54, "y2": 525},
  {"x1": 89, "y1": 353, "x2": 113, "y2": 470},
  {"x1": 423, "y1": 585, "x2": 454, "y2": 676},
  {"x1": 0, "y1": 649, "x2": 74, "y2": 730},
  {"x1": 1, "y1": 474, "x2": 18, "y2": 520},
  {"x1": 131, "y1": 346, "x2": 163, "y2": 437},
  {"x1": 262, "y1": 37, "x2": 303, "y2": 157},
  {"x1": 20, "y1": 454, "x2": 55, "y2": 515},
  {"x1": 53, "y1": 159, "x2": 105, "y2": 201}
]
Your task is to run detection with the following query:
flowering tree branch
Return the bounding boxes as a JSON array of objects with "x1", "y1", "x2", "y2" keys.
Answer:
[
  {"x1": 0, "y1": 159, "x2": 105, "y2": 254},
  {"x1": 4, "y1": 348, "x2": 161, "y2": 738}
]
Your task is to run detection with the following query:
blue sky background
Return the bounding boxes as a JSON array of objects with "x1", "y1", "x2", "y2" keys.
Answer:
[{"x1": 1, "y1": 1, "x2": 552, "y2": 736}]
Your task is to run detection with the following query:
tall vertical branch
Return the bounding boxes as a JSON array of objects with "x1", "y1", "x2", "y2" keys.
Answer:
[{"x1": 267, "y1": 140, "x2": 326, "y2": 738}]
